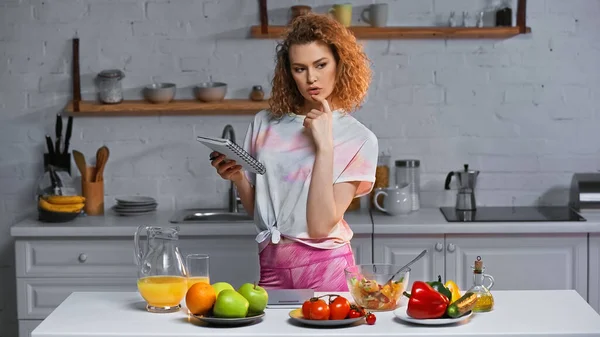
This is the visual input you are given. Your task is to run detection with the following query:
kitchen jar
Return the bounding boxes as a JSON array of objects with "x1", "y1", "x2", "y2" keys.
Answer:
[
  {"x1": 96, "y1": 69, "x2": 125, "y2": 104},
  {"x1": 395, "y1": 159, "x2": 420, "y2": 211},
  {"x1": 250, "y1": 85, "x2": 264, "y2": 101},
  {"x1": 370, "y1": 152, "x2": 390, "y2": 211}
]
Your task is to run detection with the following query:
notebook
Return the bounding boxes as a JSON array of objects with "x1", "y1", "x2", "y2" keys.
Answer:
[{"x1": 196, "y1": 136, "x2": 266, "y2": 175}]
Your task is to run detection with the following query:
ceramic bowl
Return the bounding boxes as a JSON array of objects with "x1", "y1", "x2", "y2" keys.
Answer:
[
  {"x1": 144, "y1": 83, "x2": 176, "y2": 103},
  {"x1": 194, "y1": 82, "x2": 227, "y2": 102},
  {"x1": 345, "y1": 264, "x2": 410, "y2": 311}
]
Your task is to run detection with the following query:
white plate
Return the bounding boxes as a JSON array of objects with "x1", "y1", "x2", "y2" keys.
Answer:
[
  {"x1": 393, "y1": 307, "x2": 473, "y2": 326},
  {"x1": 114, "y1": 204, "x2": 157, "y2": 212},
  {"x1": 114, "y1": 211, "x2": 156, "y2": 217},
  {"x1": 112, "y1": 207, "x2": 156, "y2": 216},
  {"x1": 115, "y1": 196, "x2": 156, "y2": 204},
  {"x1": 114, "y1": 208, "x2": 156, "y2": 214}
]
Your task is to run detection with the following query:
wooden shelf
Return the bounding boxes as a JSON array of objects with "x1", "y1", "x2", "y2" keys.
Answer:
[
  {"x1": 65, "y1": 99, "x2": 269, "y2": 117},
  {"x1": 250, "y1": 25, "x2": 531, "y2": 39}
]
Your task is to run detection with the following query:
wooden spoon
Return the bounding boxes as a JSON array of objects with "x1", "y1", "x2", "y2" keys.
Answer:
[
  {"x1": 72, "y1": 150, "x2": 87, "y2": 182},
  {"x1": 94, "y1": 146, "x2": 110, "y2": 182}
]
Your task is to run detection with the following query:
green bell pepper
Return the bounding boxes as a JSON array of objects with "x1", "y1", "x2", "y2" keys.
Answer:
[{"x1": 427, "y1": 275, "x2": 452, "y2": 302}]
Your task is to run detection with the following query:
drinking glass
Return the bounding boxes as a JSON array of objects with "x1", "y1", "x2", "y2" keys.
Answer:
[{"x1": 186, "y1": 254, "x2": 210, "y2": 290}]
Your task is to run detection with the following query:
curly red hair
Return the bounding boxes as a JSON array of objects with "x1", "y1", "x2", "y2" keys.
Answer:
[{"x1": 268, "y1": 13, "x2": 372, "y2": 117}]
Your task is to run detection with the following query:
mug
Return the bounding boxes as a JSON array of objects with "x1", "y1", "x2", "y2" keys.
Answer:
[
  {"x1": 373, "y1": 186, "x2": 412, "y2": 215},
  {"x1": 361, "y1": 3, "x2": 388, "y2": 27},
  {"x1": 329, "y1": 3, "x2": 352, "y2": 27},
  {"x1": 290, "y1": 5, "x2": 311, "y2": 23}
]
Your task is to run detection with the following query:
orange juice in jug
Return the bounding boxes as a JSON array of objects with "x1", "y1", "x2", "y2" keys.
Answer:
[
  {"x1": 137, "y1": 276, "x2": 188, "y2": 308},
  {"x1": 134, "y1": 225, "x2": 188, "y2": 313}
]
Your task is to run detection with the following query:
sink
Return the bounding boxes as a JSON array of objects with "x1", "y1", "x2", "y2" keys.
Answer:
[{"x1": 169, "y1": 209, "x2": 253, "y2": 223}]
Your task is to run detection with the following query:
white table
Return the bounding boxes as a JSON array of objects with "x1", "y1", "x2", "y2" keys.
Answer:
[{"x1": 33, "y1": 290, "x2": 600, "y2": 337}]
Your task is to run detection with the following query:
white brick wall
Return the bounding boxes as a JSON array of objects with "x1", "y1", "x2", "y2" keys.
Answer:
[{"x1": 1, "y1": 0, "x2": 599, "y2": 334}]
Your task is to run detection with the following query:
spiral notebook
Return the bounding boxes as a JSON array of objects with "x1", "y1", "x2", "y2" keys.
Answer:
[{"x1": 196, "y1": 136, "x2": 266, "y2": 175}]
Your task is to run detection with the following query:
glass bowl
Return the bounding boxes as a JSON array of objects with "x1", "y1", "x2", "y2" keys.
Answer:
[{"x1": 344, "y1": 264, "x2": 410, "y2": 311}]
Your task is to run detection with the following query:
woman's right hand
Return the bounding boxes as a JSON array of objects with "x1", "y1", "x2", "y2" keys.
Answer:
[{"x1": 210, "y1": 152, "x2": 244, "y2": 182}]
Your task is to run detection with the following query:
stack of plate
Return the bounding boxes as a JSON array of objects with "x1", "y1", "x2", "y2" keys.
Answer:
[{"x1": 112, "y1": 196, "x2": 157, "y2": 216}]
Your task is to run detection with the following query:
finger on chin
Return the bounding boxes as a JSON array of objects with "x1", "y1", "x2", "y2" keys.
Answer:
[{"x1": 311, "y1": 95, "x2": 331, "y2": 111}]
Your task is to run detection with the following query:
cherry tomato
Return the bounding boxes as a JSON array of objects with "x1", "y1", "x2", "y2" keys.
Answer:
[
  {"x1": 350, "y1": 304, "x2": 365, "y2": 315},
  {"x1": 302, "y1": 298, "x2": 330, "y2": 320},
  {"x1": 366, "y1": 313, "x2": 376, "y2": 325},
  {"x1": 348, "y1": 309, "x2": 362, "y2": 319},
  {"x1": 329, "y1": 296, "x2": 351, "y2": 320}
]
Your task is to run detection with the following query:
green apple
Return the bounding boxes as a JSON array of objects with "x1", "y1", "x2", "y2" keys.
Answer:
[
  {"x1": 237, "y1": 283, "x2": 268, "y2": 315},
  {"x1": 211, "y1": 282, "x2": 234, "y2": 297},
  {"x1": 212, "y1": 289, "x2": 249, "y2": 318}
]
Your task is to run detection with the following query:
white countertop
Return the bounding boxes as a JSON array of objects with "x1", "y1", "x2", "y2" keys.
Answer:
[
  {"x1": 8, "y1": 210, "x2": 373, "y2": 237},
  {"x1": 33, "y1": 290, "x2": 600, "y2": 337},
  {"x1": 10, "y1": 208, "x2": 600, "y2": 238}
]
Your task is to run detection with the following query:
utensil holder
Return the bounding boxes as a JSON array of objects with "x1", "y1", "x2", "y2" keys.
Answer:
[
  {"x1": 44, "y1": 153, "x2": 72, "y2": 175},
  {"x1": 82, "y1": 166, "x2": 104, "y2": 215}
]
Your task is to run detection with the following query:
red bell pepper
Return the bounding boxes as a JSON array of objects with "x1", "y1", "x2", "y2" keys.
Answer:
[{"x1": 403, "y1": 281, "x2": 449, "y2": 319}]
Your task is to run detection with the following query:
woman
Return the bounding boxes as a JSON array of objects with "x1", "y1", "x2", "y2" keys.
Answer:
[{"x1": 210, "y1": 13, "x2": 378, "y2": 291}]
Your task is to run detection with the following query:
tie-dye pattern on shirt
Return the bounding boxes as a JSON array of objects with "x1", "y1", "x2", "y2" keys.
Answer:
[{"x1": 243, "y1": 109, "x2": 378, "y2": 251}]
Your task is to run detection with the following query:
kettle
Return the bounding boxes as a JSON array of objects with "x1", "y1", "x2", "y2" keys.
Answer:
[{"x1": 444, "y1": 164, "x2": 480, "y2": 211}]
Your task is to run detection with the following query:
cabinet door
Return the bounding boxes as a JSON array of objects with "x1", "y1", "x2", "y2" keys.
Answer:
[
  {"x1": 445, "y1": 234, "x2": 588, "y2": 300},
  {"x1": 373, "y1": 234, "x2": 445, "y2": 289},
  {"x1": 350, "y1": 234, "x2": 372, "y2": 265},
  {"x1": 17, "y1": 278, "x2": 137, "y2": 319},
  {"x1": 179, "y1": 236, "x2": 260, "y2": 289},
  {"x1": 589, "y1": 233, "x2": 600, "y2": 314}
]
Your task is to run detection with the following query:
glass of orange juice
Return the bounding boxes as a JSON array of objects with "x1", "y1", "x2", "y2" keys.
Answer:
[{"x1": 186, "y1": 254, "x2": 210, "y2": 290}]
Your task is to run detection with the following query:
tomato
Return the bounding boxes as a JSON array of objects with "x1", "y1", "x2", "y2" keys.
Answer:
[
  {"x1": 366, "y1": 313, "x2": 376, "y2": 325},
  {"x1": 329, "y1": 296, "x2": 351, "y2": 320},
  {"x1": 348, "y1": 309, "x2": 362, "y2": 319},
  {"x1": 301, "y1": 300, "x2": 311, "y2": 318},
  {"x1": 302, "y1": 298, "x2": 330, "y2": 320}
]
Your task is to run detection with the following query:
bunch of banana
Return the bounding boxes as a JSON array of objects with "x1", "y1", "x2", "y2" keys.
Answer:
[{"x1": 39, "y1": 195, "x2": 86, "y2": 213}]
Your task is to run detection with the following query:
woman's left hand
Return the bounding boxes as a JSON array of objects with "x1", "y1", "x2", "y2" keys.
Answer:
[{"x1": 303, "y1": 96, "x2": 334, "y2": 151}]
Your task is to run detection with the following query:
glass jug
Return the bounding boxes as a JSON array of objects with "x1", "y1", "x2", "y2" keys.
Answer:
[{"x1": 134, "y1": 225, "x2": 188, "y2": 313}]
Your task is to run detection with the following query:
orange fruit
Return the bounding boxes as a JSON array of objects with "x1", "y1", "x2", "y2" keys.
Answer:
[{"x1": 185, "y1": 282, "x2": 216, "y2": 315}]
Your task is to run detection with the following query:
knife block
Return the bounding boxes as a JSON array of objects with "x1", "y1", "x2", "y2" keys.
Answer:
[
  {"x1": 44, "y1": 153, "x2": 72, "y2": 175},
  {"x1": 82, "y1": 166, "x2": 104, "y2": 216}
]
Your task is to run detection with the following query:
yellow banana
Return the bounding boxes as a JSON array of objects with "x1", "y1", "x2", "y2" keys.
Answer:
[
  {"x1": 39, "y1": 198, "x2": 84, "y2": 213},
  {"x1": 43, "y1": 195, "x2": 86, "y2": 205}
]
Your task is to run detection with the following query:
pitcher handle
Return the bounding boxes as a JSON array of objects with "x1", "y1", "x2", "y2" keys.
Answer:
[
  {"x1": 373, "y1": 189, "x2": 388, "y2": 213},
  {"x1": 134, "y1": 225, "x2": 148, "y2": 266},
  {"x1": 483, "y1": 273, "x2": 495, "y2": 290}
]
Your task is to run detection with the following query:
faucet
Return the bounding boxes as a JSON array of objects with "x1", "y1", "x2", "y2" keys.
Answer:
[{"x1": 221, "y1": 125, "x2": 241, "y2": 213}]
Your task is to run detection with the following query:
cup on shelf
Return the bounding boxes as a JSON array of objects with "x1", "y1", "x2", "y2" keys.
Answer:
[
  {"x1": 290, "y1": 5, "x2": 311, "y2": 23},
  {"x1": 329, "y1": 4, "x2": 353, "y2": 27},
  {"x1": 361, "y1": 3, "x2": 388, "y2": 27}
]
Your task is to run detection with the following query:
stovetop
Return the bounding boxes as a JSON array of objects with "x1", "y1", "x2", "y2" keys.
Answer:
[{"x1": 439, "y1": 206, "x2": 586, "y2": 222}]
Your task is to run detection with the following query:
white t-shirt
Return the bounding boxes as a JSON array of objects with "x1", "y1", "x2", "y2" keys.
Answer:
[{"x1": 243, "y1": 109, "x2": 378, "y2": 252}]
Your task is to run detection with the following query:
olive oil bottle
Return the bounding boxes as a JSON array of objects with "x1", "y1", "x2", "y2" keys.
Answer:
[{"x1": 466, "y1": 256, "x2": 495, "y2": 312}]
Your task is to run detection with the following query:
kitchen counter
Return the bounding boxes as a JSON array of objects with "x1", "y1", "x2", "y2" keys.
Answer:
[
  {"x1": 32, "y1": 290, "x2": 600, "y2": 337},
  {"x1": 372, "y1": 208, "x2": 600, "y2": 234},
  {"x1": 10, "y1": 208, "x2": 600, "y2": 237},
  {"x1": 8, "y1": 210, "x2": 375, "y2": 237}
]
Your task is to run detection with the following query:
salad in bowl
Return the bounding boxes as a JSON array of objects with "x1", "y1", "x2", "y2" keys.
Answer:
[{"x1": 345, "y1": 264, "x2": 410, "y2": 311}]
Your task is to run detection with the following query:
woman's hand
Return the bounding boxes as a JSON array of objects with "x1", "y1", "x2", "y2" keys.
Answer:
[
  {"x1": 210, "y1": 152, "x2": 244, "y2": 182},
  {"x1": 303, "y1": 96, "x2": 334, "y2": 152}
]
